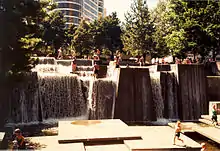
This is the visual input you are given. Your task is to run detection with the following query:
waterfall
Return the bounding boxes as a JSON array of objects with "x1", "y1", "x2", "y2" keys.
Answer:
[
  {"x1": 150, "y1": 71, "x2": 179, "y2": 120},
  {"x1": 150, "y1": 72, "x2": 164, "y2": 119},
  {"x1": 38, "y1": 74, "x2": 89, "y2": 121},
  {"x1": 8, "y1": 72, "x2": 117, "y2": 123},
  {"x1": 88, "y1": 79, "x2": 95, "y2": 111},
  {"x1": 89, "y1": 79, "x2": 117, "y2": 120},
  {"x1": 166, "y1": 72, "x2": 178, "y2": 119},
  {"x1": 9, "y1": 72, "x2": 39, "y2": 123}
]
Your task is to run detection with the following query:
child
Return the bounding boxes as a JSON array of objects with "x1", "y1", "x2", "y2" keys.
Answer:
[
  {"x1": 173, "y1": 121, "x2": 184, "y2": 145},
  {"x1": 13, "y1": 128, "x2": 26, "y2": 150},
  {"x1": 211, "y1": 104, "x2": 220, "y2": 126}
]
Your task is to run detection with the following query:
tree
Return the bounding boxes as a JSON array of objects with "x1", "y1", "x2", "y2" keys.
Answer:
[
  {"x1": 122, "y1": 0, "x2": 155, "y2": 57},
  {"x1": 164, "y1": 0, "x2": 220, "y2": 60},
  {"x1": 92, "y1": 12, "x2": 123, "y2": 58},
  {"x1": 64, "y1": 24, "x2": 77, "y2": 55},
  {"x1": 72, "y1": 20, "x2": 94, "y2": 56},
  {"x1": 0, "y1": 0, "x2": 41, "y2": 127},
  {"x1": 19, "y1": 0, "x2": 67, "y2": 56},
  {"x1": 72, "y1": 12, "x2": 123, "y2": 58},
  {"x1": 151, "y1": 0, "x2": 170, "y2": 58},
  {"x1": 42, "y1": 11, "x2": 66, "y2": 55}
]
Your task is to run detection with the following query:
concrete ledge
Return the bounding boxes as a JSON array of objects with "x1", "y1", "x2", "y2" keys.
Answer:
[
  {"x1": 125, "y1": 126, "x2": 201, "y2": 151},
  {"x1": 193, "y1": 127, "x2": 220, "y2": 144},
  {"x1": 58, "y1": 120, "x2": 142, "y2": 144},
  {"x1": 28, "y1": 136, "x2": 85, "y2": 151},
  {"x1": 0, "y1": 132, "x2": 5, "y2": 142}
]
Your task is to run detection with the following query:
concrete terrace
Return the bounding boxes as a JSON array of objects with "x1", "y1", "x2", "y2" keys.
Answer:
[{"x1": 28, "y1": 120, "x2": 201, "y2": 151}]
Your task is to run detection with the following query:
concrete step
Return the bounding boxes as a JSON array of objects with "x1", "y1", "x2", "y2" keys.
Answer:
[
  {"x1": 193, "y1": 126, "x2": 220, "y2": 144},
  {"x1": 201, "y1": 115, "x2": 220, "y2": 121},
  {"x1": 199, "y1": 118, "x2": 220, "y2": 129},
  {"x1": 0, "y1": 132, "x2": 5, "y2": 142}
]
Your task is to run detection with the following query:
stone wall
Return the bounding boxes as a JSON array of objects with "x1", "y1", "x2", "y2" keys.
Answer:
[
  {"x1": 160, "y1": 72, "x2": 178, "y2": 119},
  {"x1": 207, "y1": 76, "x2": 220, "y2": 101},
  {"x1": 114, "y1": 68, "x2": 156, "y2": 122},
  {"x1": 175, "y1": 65, "x2": 208, "y2": 120}
]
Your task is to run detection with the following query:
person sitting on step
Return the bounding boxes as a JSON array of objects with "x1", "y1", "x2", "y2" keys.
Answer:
[{"x1": 13, "y1": 128, "x2": 26, "y2": 150}]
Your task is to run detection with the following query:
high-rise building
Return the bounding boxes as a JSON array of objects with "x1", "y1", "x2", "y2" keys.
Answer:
[
  {"x1": 53, "y1": 0, "x2": 104, "y2": 27},
  {"x1": 98, "y1": 0, "x2": 104, "y2": 17}
]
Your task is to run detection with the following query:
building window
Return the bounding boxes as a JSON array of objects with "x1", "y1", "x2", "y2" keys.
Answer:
[
  {"x1": 58, "y1": 3, "x2": 81, "y2": 10},
  {"x1": 84, "y1": 0, "x2": 97, "y2": 10},
  {"x1": 84, "y1": 3, "x2": 98, "y2": 16},
  {"x1": 54, "y1": 0, "x2": 81, "y2": 3}
]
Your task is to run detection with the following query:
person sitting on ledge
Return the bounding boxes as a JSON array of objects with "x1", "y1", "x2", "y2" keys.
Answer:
[
  {"x1": 173, "y1": 121, "x2": 184, "y2": 145},
  {"x1": 211, "y1": 104, "x2": 220, "y2": 126},
  {"x1": 13, "y1": 128, "x2": 26, "y2": 150}
]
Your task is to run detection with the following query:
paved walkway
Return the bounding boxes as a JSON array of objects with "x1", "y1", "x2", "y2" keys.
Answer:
[{"x1": 29, "y1": 126, "x2": 201, "y2": 151}]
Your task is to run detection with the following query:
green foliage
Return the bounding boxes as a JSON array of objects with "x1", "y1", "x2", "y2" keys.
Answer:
[
  {"x1": 0, "y1": 0, "x2": 41, "y2": 78},
  {"x1": 72, "y1": 20, "x2": 94, "y2": 56},
  {"x1": 162, "y1": 0, "x2": 220, "y2": 59},
  {"x1": 42, "y1": 11, "x2": 66, "y2": 53},
  {"x1": 72, "y1": 12, "x2": 123, "y2": 57},
  {"x1": 151, "y1": 0, "x2": 170, "y2": 58},
  {"x1": 122, "y1": 0, "x2": 155, "y2": 56}
]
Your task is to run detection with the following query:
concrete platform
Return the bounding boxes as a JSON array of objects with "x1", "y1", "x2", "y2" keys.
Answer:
[
  {"x1": 199, "y1": 118, "x2": 220, "y2": 129},
  {"x1": 201, "y1": 115, "x2": 220, "y2": 121},
  {"x1": 58, "y1": 119, "x2": 142, "y2": 143},
  {"x1": 124, "y1": 126, "x2": 201, "y2": 151},
  {"x1": 28, "y1": 136, "x2": 85, "y2": 151},
  {"x1": 200, "y1": 115, "x2": 220, "y2": 129},
  {"x1": 193, "y1": 127, "x2": 220, "y2": 144},
  {"x1": 0, "y1": 132, "x2": 5, "y2": 141},
  {"x1": 85, "y1": 144, "x2": 130, "y2": 151},
  {"x1": 30, "y1": 126, "x2": 201, "y2": 151}
]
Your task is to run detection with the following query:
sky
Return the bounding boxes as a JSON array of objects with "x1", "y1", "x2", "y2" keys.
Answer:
[{"x1": 104, "y1": 0, "x2": 159, "y2": 22}]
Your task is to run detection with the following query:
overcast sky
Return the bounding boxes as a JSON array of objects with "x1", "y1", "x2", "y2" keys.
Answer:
[{"x1": 104, "y1": 0, "x2": 159, "y2": 22}]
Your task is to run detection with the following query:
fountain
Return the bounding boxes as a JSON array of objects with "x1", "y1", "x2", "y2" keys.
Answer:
[
  {"x1": 149, "y1": 71, "x2": 179, "y2": 120},
  {"x1": 7, "y1": 57, "x2": 209, "y2": 125}
]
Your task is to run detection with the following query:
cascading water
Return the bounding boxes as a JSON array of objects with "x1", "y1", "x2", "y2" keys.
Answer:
[
  {"x1": 38, "y1": 74, "x2": 89, "y2": 121},
  {"x1": 150, "y1": 72, "x2": 164, "y2": 119},
  {"x1": 150, "y1": 71, "x2": 179, "y2": 120},
  {"x1": 165, "y1": 72, "x2": 178, "y2": 119},
  {"x1": 8, "y1": 57, "x2": 118, "y2": 124},
  {"x1": 9, "y1": 72, "x2": 39, "y2": 123},
  {"x1": 88, "y1": 79, "x2": 117, "y2": 120}
]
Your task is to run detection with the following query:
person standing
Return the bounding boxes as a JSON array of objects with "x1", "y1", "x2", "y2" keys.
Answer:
[
  {"x1": 71, "y1": 58, "x2": 77, "y2": 73},
  {"x1": 57, "y1": 47, "x2": 63, "y2": 59},
  {"x1": 93, "y1": 62, "x2": 100, "y2": 79},
  {"x1": 211, "y1": 104, "x2": 220, "y2": 126}
]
